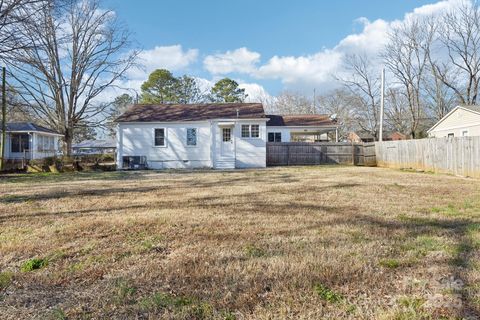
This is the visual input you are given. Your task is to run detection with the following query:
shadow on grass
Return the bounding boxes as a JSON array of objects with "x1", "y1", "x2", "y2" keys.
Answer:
[
  {"x1": 328, "y1": 212, "x2": 480, "y2": 319},
  {"x1": 0, "y1": 204, "x2": 149, "y2": 223},
  {"x1": 0, "y1": 171, "x2": 148, "y2": 184},
  {"x1": 0, "y1": 186, "x2": 162, "y2": 204}
]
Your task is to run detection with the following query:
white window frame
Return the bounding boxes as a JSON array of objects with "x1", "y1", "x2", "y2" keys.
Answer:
[
  {"x1": 153, "y1": 128, "x2": 167, "y2": 147},
  {"x1": 241, "y1": 124, "x2": 250, "y2": 138},
  {"x1": 186, "y1": 127, "x2": 198, "y2": 147},
  {"x1": 241, "y1": 124, "x2": 261, "y2": 139}
]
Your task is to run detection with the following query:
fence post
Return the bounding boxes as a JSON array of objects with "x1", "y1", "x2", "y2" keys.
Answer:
[
  {"x1": 287, "y1": 144, "x2": 290, "y2": 166},
  {"x1": 351, "y1": 141, "x2": 355, "y2": 165}
]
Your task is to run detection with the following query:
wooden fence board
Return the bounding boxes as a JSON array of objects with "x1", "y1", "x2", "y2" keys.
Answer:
[
  {"x1": 266, "y1": 142, "x2": 376, "y2": 167},
  {"x1": 375, "y1": 137, "x2": 480, "y2": 178}
]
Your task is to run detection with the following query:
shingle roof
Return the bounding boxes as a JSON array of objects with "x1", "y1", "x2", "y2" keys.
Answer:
[
  {"x1": 5, "y1": 122, "x2": 60, "y2": 135},
  {"x1": 266, "y1": 114, "x2": 337, "y2": 127},
  {"x1": 73, "y1": 139, "x2": 116, "y2": 149},
  {"x1": 115, "y1": 103, "x2": 266, "y2": 122}
]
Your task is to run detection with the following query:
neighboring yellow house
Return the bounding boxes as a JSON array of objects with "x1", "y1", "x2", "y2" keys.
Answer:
[{"x1": 428, "y1": 105, "x2": 480, "y2": 138}]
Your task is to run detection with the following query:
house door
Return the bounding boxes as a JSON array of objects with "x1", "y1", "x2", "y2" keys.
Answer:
[{"x1": 221, "y1": 127, "x2": 234, "y2": 158}]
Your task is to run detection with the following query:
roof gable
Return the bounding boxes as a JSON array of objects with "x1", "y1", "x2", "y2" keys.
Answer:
[
  {"x1": 428, "y1": 106, "x2": 480, "y2": 133},
  {"x1": 116, "y1": 103, "x2": 266, "y2": 122}
]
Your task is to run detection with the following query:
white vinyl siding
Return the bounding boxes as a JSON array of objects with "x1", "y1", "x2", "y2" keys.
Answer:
[
  {"x1": 119, "y1": 122, "x2": 212, "y2": 169},
  {"x1": 429, "y1": 107, "x2": 480, "y2": 138}
]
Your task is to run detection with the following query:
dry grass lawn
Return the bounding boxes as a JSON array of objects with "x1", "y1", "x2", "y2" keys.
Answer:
[{"x1": 1, "y1": 166, "x2": 480, "y2": 319}]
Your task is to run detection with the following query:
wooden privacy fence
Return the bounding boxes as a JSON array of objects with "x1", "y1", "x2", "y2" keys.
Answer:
[
  {"x1": 375, "y1": 137, "x2": 480, "y2": 178},
  {"x1": 266, "y1": 142, "x2": 376, "y2": 166}
]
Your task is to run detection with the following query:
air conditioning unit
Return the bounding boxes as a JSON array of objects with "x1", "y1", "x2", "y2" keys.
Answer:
[{"x1": 122, "y1": 156, "x2": 148, "y2": 170}]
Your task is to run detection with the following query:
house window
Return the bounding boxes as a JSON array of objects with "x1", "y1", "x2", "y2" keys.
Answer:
[
  {"x1": 11, "y1": 133, "x2": 29, "y2": 153},
  {"x1": 37, "y1": 135, "x2": 54, "y2": 151},
  {"x1": 251, "y1": 125, "x2": 259, "y2": 138},
  {"x1": 447, "y1": 133, "x2": 454, "y2": 138},
  {"x1": 268, "y1": 132, "x2": 282, "y2": 142},
  {"x1": 37, "y1": 135, "x2": 44, "y2": 151},
  {"x1": 186, "y1": 128, "x2": 197, "y2": 146},
  {"x1": 241, "y1": 124, "x2": 260, "y2": 138},
  {"x1": 462, "y1": 130, "x2": 468, "y2": 137},
  {"x1": 154, "y1": 128, "x2": 166, "y2": 146},
  {"x1": 241, "y1": 125, "x2": 250, "y2": 138},
  {"x1": 222, "y1": 128, "x2": 231, "y2": 142},
  {"x1": 48, "y1": 137, "x2": 55, "y2": 151}
]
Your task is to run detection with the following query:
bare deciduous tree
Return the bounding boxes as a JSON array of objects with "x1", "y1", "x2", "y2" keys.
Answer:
[
  {"x1": 423, "y1": 67, "x2": 456, "y2": 121},
  {"x1": 383, "y1": 17, "x2": 434, "y2": 138},
  {"x1": 5, "y1": 0, "x2": 137, "y2": 155},
  {"x1": 271, "y1": 91, "x2": 315, "y2": 115},
  {"x1": 433, "y1": 1, "x2": 480, "y2": 105},
  {"x1": 317, "y1": 88, "x2": 358, "y2": 141},
  {"x1": 337, "y1": 53, "x2": 381, "y2": 138},
  {"x1": 384, "y1": 88, "x2": 411, "y2": 135},
  {"x1": 0, "y1": 0, "x2": 45, "y2": 57}
]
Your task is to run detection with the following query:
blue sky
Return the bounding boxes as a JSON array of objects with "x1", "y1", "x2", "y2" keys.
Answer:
[{"x1": 101, "y1": 0, "x2": 460, "y2": 100}]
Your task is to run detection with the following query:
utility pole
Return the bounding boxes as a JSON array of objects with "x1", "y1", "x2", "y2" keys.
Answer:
[
  {"x1": 1, "y1": 66, "x2": 6, "y2": 171},
  {"x1": 379, "y1": 67, "x2": 385, "y2": 142},
  {"x1": 313, "y1": 88, "x2": 316, "y2": 113}
]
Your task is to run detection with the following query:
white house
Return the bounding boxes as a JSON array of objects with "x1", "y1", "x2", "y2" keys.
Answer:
[
  {"x1": 428, "y1": 105, "x2": 480, "y2": 138},
  {"x1": 1, "y1": 122, "x2": 62, "y2": 160},
  {"x1": 115, "y1": 103, "x2": 339, "y2": 170}
]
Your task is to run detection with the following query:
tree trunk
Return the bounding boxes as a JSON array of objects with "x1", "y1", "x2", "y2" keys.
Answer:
[{"x1": 64, "y1": 127, "x2": 73, "y2": 157}]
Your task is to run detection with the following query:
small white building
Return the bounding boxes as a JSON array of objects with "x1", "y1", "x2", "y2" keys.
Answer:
[
  {"x1": 1, "y1": 122, "x2": 62, "y2": 160},
  {"x1": 428, "y1": 105, "x2": 480, "y2": 138},
  {"x1": 115, "y1": 103, "x2": 339, "y2": 170}
]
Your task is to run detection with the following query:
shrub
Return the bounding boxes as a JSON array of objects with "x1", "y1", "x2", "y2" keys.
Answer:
[
  {"x1": 314, "y1": 283, "x2": 343, "y2": 303},
  {"x1": 20, "y1": 258, "x2": 48, "y2": 272}
]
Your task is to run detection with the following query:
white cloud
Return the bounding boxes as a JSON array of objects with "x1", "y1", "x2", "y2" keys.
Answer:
[
  {"x1": 407, "y1": 0, "x2": 462, "y2": 17},
  {"x1": 128, "y1": 45, "x2": 198, "y2": 79},
  {"x1": 239, "y1": 82, "x2": 274, "y2": 103},
  {"x1": 201, "y1": 0, "x2": 463, "y2": 92},
  {"x1": 97, "y1": 45, "x2": 200, "y2": 103},
  {"x1": 203, "y1": 47, "x2": 261, "y2": 74},
  {"x1": 256, "y1": 50, "x2": 343, "y2": 85},
  {"x1": 335, "y1": 18, "x2": 390, "y2": 55}
]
